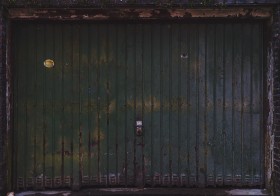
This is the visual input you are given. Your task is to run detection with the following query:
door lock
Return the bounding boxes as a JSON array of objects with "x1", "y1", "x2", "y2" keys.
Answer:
[{"x1": 136, "y1": 121, "x2": 143, "y2": 136}]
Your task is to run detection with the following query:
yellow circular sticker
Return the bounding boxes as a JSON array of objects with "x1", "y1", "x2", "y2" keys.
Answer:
[{"x1": 44, "y1": 59, "x2": 54, "y2": 68}]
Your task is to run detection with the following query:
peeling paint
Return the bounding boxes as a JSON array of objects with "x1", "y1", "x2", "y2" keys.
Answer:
[
  {"x1": 266, "y1": 43, "x2": 274, "y2": 189},
  {"x1": 169, "y1": 9, "x2": 186, "y2": 18},
  {"x1": 34, "y1": 10, "x2": 49, "y2": 14},
  {"x1": 7, "y1": 7, "x2": 272, "y2": 20},
  {"x1": 70, "y1": 15, "x2": 77, "y2": 18},
  {"x1": 92, "y1": 14, "x2": 109, "y2": 19},
  {"x1": 138, "y1": 10, "x2": 153, "y2": 18}
]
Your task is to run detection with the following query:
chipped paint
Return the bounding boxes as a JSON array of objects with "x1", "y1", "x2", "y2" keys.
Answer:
[{"x1": 138, "y1": 10, "x2": 153, "y2": 18}]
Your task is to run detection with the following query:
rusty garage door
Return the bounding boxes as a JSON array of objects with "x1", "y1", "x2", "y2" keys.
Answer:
[{"x1": 13, "y1": 22, "x2": 264, "y2": 189}]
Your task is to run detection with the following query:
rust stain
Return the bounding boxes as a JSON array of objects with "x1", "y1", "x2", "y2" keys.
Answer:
[
  {"x1": 127, "y1": 99, "x2": 134, "y2": 109},
  {"x1": 126, "y1": 96, "x2": 194, "y2": 112},
  {"x1": 93, "y1": 128, "x2": 105, "y2": 142},
  {"x1": 144, "y1": 96, "x2": 160, "y2": 112},
  {"x1": 136, "y1": 99, "x2": 142, "y2": 110},
  {"x1": 126, "y1": 96, "x2": 162, "y2": 112},
  {"x1": 144, "y1": 96, "x2": 152, "y2": 111},
  {"x1": 152, "y1": 97, "x2": 161, "y2": 112}
]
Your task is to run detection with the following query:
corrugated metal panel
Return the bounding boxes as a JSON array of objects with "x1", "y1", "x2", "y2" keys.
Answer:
[{"x1": 13, "y1": 22, "x2": 264, "y2": 189}]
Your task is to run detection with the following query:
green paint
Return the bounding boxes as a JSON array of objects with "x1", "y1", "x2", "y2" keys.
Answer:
[{"x1": 13, "y1": 22, "x2": 264, "y2": 189}]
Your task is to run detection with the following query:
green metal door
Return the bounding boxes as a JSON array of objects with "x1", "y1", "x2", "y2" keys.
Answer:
[{"x1": 13, "y1": 22, "x2": 264, "y2": 189}]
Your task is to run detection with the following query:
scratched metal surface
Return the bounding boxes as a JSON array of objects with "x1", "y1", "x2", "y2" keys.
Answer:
[{"x1": 12, "y1": 22, "x2": 264, "y2": 189}]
